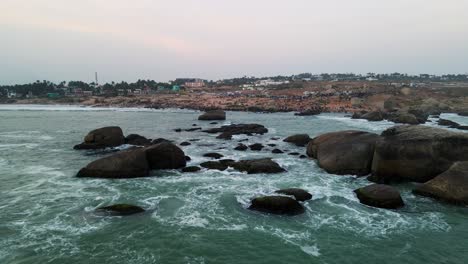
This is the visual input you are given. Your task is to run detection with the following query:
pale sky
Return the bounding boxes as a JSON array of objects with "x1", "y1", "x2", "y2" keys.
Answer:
[{"x1": 1, "y1": 0, "x2": 468, "y2": 84}]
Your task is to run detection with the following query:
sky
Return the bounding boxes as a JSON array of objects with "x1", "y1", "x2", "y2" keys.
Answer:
[{"x1": 1, "y1": 0, "x2": 468, "y2": 84}]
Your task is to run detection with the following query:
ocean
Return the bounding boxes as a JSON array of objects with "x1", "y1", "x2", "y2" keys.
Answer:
[{"x1": 0, "y1": 105, "x2": 467, "y2": 264}]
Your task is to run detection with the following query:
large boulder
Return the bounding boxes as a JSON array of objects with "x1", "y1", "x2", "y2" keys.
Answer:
[
  {"x1": 387, "y1": 112, "x2": 420, "y2": 125},
  {"x1": 198, "y1": 110, "x2": 226, "y2": 121},
  {"x1": 74, "y1": 126, "x2": 125, "y2": 149},
  {"x1": 231, "y1": 158, "x2": 285, "y2": 174},
  {"x1": 307, "y1": 131, "x2": 380, "y2": 176},
  {"x1": 294, "y1": 109, "x2": 321, "y2": 116},
  {"x1": 275, "y1": 188, "x2": 312, "y2": 201},
  {"x1": 248, "y1": 196, "x2": 305, "y2": 215},
  {"x1": 125, "y1": 134, "x2": 152, "y2": 146},
  {"x1": 354, "y1": 184, "x2": 404, "y2": 209},
  {"x1": 200, "y1": 161, "x2": 228, "y2": 171},
  {"x1": 77, "y1": 149, "x2": 149, "y2": 178},
  {"x1": 97, "y1": 204, "x2": 145, "y2": 216},
  {"x1": 145, "y1": 142, "x2": 186, "y2": 170},
  {"x1": 361, "y1": 111, "x2": 385, "y2": 121},
  {"x1": 413, "y1": 162, "x2": 468, "y2": 205},
  {"x1": 438, "y1": 119, "x2": 460, "y2": 128},
  {"x1": 283, "y1": 134, "x2": 311, "y2": 147},
  {"x1": 203, "y1": 124, "x2": 268, "y2": 139},
  {"x1": 371, "y1": 125, "x2": 468, "y2": 183}
]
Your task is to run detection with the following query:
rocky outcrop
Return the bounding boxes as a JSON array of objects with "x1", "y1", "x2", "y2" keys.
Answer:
[
  {"x1": 145, "y1": 142, "x2": 187, "y2": 170},
  {"x1": 294, "y1": 109, "x2": 321, "y2": 116},
  {"x1": 231, "y1": 158, "x2": 285, "y2": 174},
  {"x1": 354, "y1": 184, "x2": 404, "y2": 209},
  {"x1": 361, "y1": 111, "x2": 385, "y2": 121},
  {"x1": 275, "y1": 188, "x2": 312, "y2": 201},
  {"x1": 371, "y1": 125, "x2": 468, "y2": 183},
  {"x1": 413, "y1": 161, "x2": 468, "y2": 205},
  {"x1": 203, "y1": 152, "x2": 224, "y2": 159},
  {"x1": 248, "y1": 196, "x2": 305, "y2": 215},
  {"x1": 182, "y1": 166, "x2": 201, "y2": 173},
  {"x1": 234, "y1": 143, "x2": 248, "y2": 151},
  {"x1": 77, "y1": 149, "x2": 149, "y2": 178},
  {"x1": 125, "y1": 134, "x2": 152, "y2": 146},
  {"x1": 200, "y1": 161, "x2": 228, "y2": 171},
  {"x1": 97, "y1": 204, "x2": 145, "y2": 215},
  {"x1": 272, "y1": 149, "x2": 284, "y2": 154},
  {"x1": 74, "y1": 126, "x2": 125, "y2": 149},
  {"x1": 198, "y1": 110, "x2": 226, "y2": 121},
  {"x1": 203, "y1": 124, "x2": 268, "y2": 140},
  {"x1": 387, "y1": 112, "x2": 420, "y2": 125},
  {"x1": 438, "y1": 119, "x2": 460, "y2": 128},
  {"x1": 283, "y1": 134, "x2": 311, "y2": 146},
  {"x1": 249, "y1": 143, "x2": 264, "y2": 151},
  {"x1": 307, "y1": 130, "x2": 380, "y2": 176}
]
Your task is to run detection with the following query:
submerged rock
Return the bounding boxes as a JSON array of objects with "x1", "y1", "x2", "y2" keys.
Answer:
[
  {"x1": 198, "y1": 110, "x2": 226, "y2": 121},
  {"x1": 283, "y1": 134, "x2": 311, "y2": 147},
  {"x1": 74, "y1": 126, "x2": 125, "y2": 149},
  {"x1": 77, "y1": 149, "x2": 149, "y2": 178},
  {"x1": 234, "y1": 143, "x2": 248, "y2": 151},
  {"x1": 294, "y1": 109, "x2": 321, "y2": 116},
  {"x1": 413, "y1": 161, "x2": 468, "y2": 205},
  {"x1": 438, "y1": 119, "x2": 460, "y2": 128},
  {"x1": 200, "y1": 161, "x2": 228, "y2": 171},
  {"x1": 249, "y1": 143, "x2": 264, "y2": 151},
  {"x1": 307, "y1": 130, "x2": 380, "y2": 176},
  {"x1": 203, "y1": 152, "x2": 224, "y2": 159},
  {"x1": 371, "y1": 125, "x2": 468, "y2": 183},
  {"x1": 354, "y1": 184, "x2": 404, "y2": 209},
  {"x1": 231, "y1": 158, "x2": 285, "y2": 174},
  {"x1": 203, "y1": 124, "x2": 268, "y2": 139},
  {"x1": 275, "y1": 188, "x2": 312, "y2": 201},
  {"x1": 248, "y1": 196, "x2": 305, "y2": 215},
  {"x1": 272, "y1": 148, "x2": 284, "y2": 154},
  {"x1": 180, "y1": 141, "x2": 191, "y2": 146},
  {"x1": 97, "y1": 204, "x2": 145, "y2": 216}
]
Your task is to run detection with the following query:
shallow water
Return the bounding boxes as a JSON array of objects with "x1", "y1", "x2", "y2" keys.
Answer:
[{"x1": 0, "y1": 105, "x2": 467, "y2": 264}]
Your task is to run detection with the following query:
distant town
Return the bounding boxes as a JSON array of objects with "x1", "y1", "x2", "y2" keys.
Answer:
[{"x1": 1, "y1": 73, "x2": 468, "y2": 113}]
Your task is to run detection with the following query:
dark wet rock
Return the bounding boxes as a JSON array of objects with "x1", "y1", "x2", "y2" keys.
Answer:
[
  {"x1": 216, "y1": 132, "x2": 233, "y2": 140},
  {"x1": 283, "y1": 134, "x2": 311, "y2": 147},
  {"x1": 185, "y1": 127, "x2": 202, "y2": 132},
  {"x1": 351, "y1": 111, "x2": 367, "y2": 119},
  {"x1": 275, "y1": 188, "x2": 312, "y2": 201},
  {"x1": 272, "y1": 149, "x2": 284, "y2": 154},
  {"x1": 267, "y1": 144, "x2": 277, "y2": 147},
  {"x1": 97, "y1": 204, "x2": 145, "y2": 216},
  {"x1": 125, "y1": 134, "x2": 152, "y2": 146},
  {"x1": 77, "y1": 149, "x2": 149, "y2": 178},
  {"x1": 180, "y1": 141, "x2": 191, "y2": 146},
  {"x1": 438, "y1": 119, "x2": 460, "y2": 128},
  {"x1": 210, "y1": 122, "x2": 219, "y2": 125},
  {"x1": 231, "y1": 158, "x2": 285, "y2": 174},
  {"x1": 270, "y1": 137, "x2": 280, "y2": 141},
  {"x1": 354, "y1": 184, "x2": 404, "y2": 209},
  {"x1": 203, "y1": 152, "x2": 224, "y2": 159},
  {"x1": 248, "y1": 196, "x2": 305, "y2": 215},
  {"x1": 238, "y1": 138, "x2": 249, "y2": 142},
  {"x1": 413, "y1": 161, "x2": 468, "y2": 205},
  {"x1": 294, "y1": 109, "x2": 321, "y2": 116},
  {"x1": 361, "y1": 111, "x2": 385, "y2": 121},
  {"x1": 203, "y1": 124, "x2": 268, "y2": 137},
  {"x1": 288, "y1": 152, "x2": 300, "y2": 156},
  {"x1": 387, "y1": 112, "x2": 420, "y2": 125},
  {"x1": 457, "y1": 126, "x2": 468, "y2": 131},
  {"x1": 200, "y1": 161, "x2": 228, "y2": 171},
  {"x1": 182, "y1": 166, "x2": 201, "y2": 173},
  {"x1": 151, "y1": 138, "x2": 171, "y2": 145},
  {"x1": 174, "y1": 128, "x2": 182, "y2": 132},
  {"x1": 299, "y1": 155, "x2": 307, "y2": 159},
  {"x1": 234, "y1": 143, "x2": 248, "y2": 151},
  {"x1": 249, "y1": 143, "x2": 264, "y2": 151},
  {"x1": 371, "y1": 125, "x2": 468, "y2": 183},
  {"x1": 189, "y1": 139, "x2": 200, "y2": 142},
  {"x1": 192, "y1": 124, "x2": 198, "y2": 126},
  {"x1": 307, "y1": 130, "x2": 380, "y2": 176},
  {"x1": 185, "y1": 156, "x2": 191, "y2": 161},
  {"x1": 198, "y1": 110, "x2": 226, "y2": 121},
  {"x1": 458, "y1": 111, "x2": 468, "y2": 117},
  {"x1": 74, "y1": 126, "x2": 125, "y2": 150},
  {"x1": 219, "y1": 159, "x2": 236, "y2": 166},
  {"x1": 145, "y1": 142, "x2": 187, "y2": 170}
]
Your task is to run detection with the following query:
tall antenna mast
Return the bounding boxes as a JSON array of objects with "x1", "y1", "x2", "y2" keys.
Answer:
[{"x1": 95, "y1": 72, "x2": 99, "y2": 85}]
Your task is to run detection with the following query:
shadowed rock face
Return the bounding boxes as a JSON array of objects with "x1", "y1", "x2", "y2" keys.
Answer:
[
  {"x1": 145, "y1": 142, "x2": 187, "y2": 170},
  {"x1": 125, "y1": 134, "x2": 152, "y2": 146},
  {"x1": 275, "y1": 188, "x2": 312, "y2": 201},
  {"x1": 203, "y1": 124, "x2": 268, "y2": 140},
  {"x1": 182, "y1": 166, "x2": 201, "y2": 173},
  {"x1": 74, "y1": 126, "x2": 125, "y2": 149},
  {"x1": 387, "y1": 112, "x2": 420, "y2": 125},
  {"x1": 77, "y1": 149, "x2": 149, "y2": 178},
  {"x1": 249, "y1": 196, "x2": 305, "y2": 215},
  {"x1": 354, "y1": 184, "x2": 404, "y2": 209},
  {"x1": 283, "y1": 134, "x2": 311, "y2": 147},
  {"x1": 361, "y1": 111, "x2": 385, "y2": 121},
  {"x1": 413, "y1": 161, "x2": 468, "y2": 205},
  {"x1": 371, "y1": 125, "x2": 468, "y2": 183},
  {"x1": 307, "y1": 130, "x2": 380, "y2": 176},
  {"x1": 198, "y1": 110, "x2": 226, "y2": 121},
  {"x1": 97, "y1": 204, "x2": 145, "y2": 216}
]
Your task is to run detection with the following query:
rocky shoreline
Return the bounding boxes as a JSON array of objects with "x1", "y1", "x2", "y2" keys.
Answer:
[{"x1": 73, "y1": 110, "x2": 468, "y2": 216}]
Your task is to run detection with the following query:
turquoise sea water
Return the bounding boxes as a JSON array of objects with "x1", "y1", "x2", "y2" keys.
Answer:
[{"x1": 0, "y1": 105, "x2": 467, "y2": 264}]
